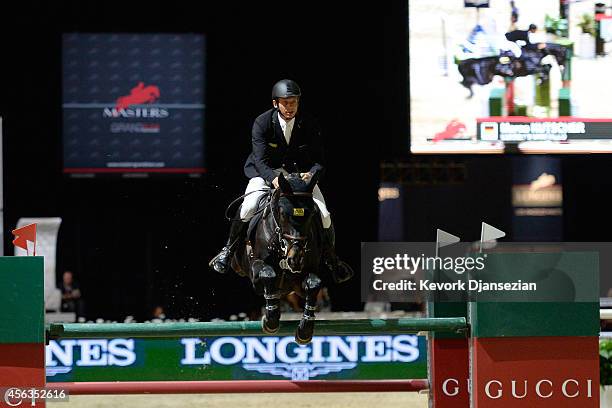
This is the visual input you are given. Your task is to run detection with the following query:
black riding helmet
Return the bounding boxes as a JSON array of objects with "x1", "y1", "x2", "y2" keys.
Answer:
[{"x1": 271, "y1": 79, "x2": 301, "y2": 100}]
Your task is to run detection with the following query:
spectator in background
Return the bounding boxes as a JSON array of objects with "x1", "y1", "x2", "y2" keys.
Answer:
[
  {"x1": 152, "y1": 305, "x2": 166, "y2": 320},
  {"x1": 509, "y1": 0, "x2": 519, "y2": 31},
  {"x1": 60, "y1": 271, "x2": 85, "y2": 319}
]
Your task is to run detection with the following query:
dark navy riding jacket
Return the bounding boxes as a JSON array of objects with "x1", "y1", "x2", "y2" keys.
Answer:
[{"x1": 243, "y1": 108, "x2": 325, "y2": 183}]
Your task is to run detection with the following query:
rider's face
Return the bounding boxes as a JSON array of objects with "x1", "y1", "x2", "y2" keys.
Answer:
[{"x1": 274, "y1": 96, "x2": 299, "y2": 120}]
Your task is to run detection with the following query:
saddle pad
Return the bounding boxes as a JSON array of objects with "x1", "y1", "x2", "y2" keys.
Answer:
[
  {"x1": 247, "y1": 193, "x2": 271, "y2": 240},
  {"x1": 248, "y1": 209, "x2": 265, "y2": 241}
]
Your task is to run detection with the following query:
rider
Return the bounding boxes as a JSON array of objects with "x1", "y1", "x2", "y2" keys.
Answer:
[
  {"x1": 505, "y1": 23, "x2": 539, "y2": 50},
  {"x1": 209, "y1": 79, "x2": 352, "y2": 283}
]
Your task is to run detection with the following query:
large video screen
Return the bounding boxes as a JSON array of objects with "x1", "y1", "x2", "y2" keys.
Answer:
[
  {"x1": 62, "y1": 33, "x2": 205, "y2": 174},
  {"x1": 409, "y1": 0, "x2": 612, "y2": 153}
]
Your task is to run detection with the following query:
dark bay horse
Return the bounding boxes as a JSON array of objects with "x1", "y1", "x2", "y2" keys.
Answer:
[{"x1": 231, "y1": 172, "x2": 325, "y2": 344}]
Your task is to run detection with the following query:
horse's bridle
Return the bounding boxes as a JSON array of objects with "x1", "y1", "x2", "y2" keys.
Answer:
[{"x1": 268, "y1": 190, "x2": 313, "y2": 272}]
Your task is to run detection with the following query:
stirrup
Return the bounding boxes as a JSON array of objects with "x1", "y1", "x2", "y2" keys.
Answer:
[
  {"x1": 208, "y1": 252, "x2": 221, "y2": 268},
  {"x1": 209, "y1": 247, "x2": 232, "y2": 273}
]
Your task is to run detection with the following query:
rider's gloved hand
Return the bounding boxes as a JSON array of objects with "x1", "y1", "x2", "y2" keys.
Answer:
[
  {"x1": 272, "y1": 177, "x2": 280, "y2": 189},
  {"x1": 300, "y1": 172, "x2": 313, "y2": 182}
]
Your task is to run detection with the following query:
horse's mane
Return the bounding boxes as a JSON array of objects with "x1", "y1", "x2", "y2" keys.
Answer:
[
  {"x1": 283, "y1": 173, "x2": 310, "y2": 193},
  {"x1": 272, "y1": 173, "x2": 315, "y2": 216}
]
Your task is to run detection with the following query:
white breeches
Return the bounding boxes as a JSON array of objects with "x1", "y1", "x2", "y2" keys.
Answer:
[{"x1": 240, "y1": 174, "x2": 332, "y2": 229}]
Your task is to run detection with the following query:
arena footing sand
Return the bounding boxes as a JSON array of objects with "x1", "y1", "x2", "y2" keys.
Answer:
[{"x1": 64, "y1": 392, "x2": 428, "y2": 408}]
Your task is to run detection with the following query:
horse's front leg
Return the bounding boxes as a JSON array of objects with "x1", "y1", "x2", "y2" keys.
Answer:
[
  {"x1": 254, "y1": 261, "x2": 281, "y2": 334},
  {"x1": 295, "y1": 273, "x2": 321, "y2": 345}
]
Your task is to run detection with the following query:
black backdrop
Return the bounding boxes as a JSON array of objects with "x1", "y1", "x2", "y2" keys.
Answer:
[
  {"x1": 2, "y1": 1, "x2": 609, "y2": 321},
  {"x1": 0, "y1": 1, "x2": 407, "y2": 320}
]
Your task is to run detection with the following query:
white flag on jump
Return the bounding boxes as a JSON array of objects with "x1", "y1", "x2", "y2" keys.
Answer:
[
  {"x1": 436, "y1": 229, "x2": 460, "y2": 257},
  {"x1": 480, "y1": 222, "x2": 505, "y2": 243},
  {"x1": 436, "y1": 229, "x2": 460, "y2": 248}
]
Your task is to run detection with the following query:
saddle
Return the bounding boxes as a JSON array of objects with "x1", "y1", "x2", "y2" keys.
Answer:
[{"x1": 247, "y1": 191, "x2": 274, "y2": 242}]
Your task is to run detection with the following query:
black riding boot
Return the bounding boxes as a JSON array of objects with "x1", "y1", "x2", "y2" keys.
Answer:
[
  {"x1": 322, "y1": 223, "x2": 354, "y2": 283},
  {"x1": 209, "y1": 218, "x2": 248, "y2": 274}
]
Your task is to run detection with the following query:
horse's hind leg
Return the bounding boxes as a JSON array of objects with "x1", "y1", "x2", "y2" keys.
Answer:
[
  {"x1": 259, "y1": 264, "x2": 281, "y2": 334},
  {"x1": 295, "y1": 273, "x2": 321, "y2": 345}
]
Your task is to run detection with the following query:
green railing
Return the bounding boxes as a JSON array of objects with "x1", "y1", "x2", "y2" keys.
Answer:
[{"x1": 47, "y1": 317, "x2": 468, "y2": 340}]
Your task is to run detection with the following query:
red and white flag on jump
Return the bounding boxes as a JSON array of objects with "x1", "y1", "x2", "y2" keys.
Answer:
[{"x1": 12, "y1": 223, "x2": 37, "y2": 256}]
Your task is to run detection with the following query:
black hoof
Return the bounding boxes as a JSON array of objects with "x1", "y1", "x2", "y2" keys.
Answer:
[
  {"x1": 295, "y1": 328, "x2": 312, "y2": 345},
  {"x1": 295, "y1": 320, "x2": 314, "y2": 345},
  {"x1": 262, "y1": 315, "x2": 280, "y2": 334}
]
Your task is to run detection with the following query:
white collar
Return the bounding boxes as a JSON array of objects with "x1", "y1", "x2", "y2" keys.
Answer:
[{"x1": 277, "y1": 112, "x2": 295, "y2": 128}]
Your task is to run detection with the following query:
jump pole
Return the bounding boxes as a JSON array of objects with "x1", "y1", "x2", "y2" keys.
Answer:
[
  {"x1": 47, "y1": 379, "x2": 428, "y2": 394},
  {"x1": 46, "y1": 317, "x2": 467, "y2": 340}
]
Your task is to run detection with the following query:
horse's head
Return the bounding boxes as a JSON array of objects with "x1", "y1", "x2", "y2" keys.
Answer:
[{"x1": 275, "y1": 172, "x2": 320, "y2": 273}]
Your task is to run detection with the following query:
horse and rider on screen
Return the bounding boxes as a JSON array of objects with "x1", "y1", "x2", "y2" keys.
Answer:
[{"x1": 457, "y1": 23, "x2": 568, "y2": 98}]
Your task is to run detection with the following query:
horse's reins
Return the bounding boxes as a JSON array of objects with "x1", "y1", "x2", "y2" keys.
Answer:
[
  {"x1": 267, "y1": 190, "x2": 312, "y2": 273},
  {"x1": 224, "y1": 189, "x2": 272, "y2": 221},
  {"x1": 224, "y1": 188, "x2": 314, "y2": 268}
]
